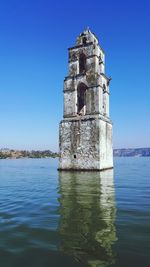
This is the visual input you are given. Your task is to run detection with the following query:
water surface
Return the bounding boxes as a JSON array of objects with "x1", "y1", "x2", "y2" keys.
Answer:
[{"x1": 0, "y1": 158, "x2": 149, "y2": 267}]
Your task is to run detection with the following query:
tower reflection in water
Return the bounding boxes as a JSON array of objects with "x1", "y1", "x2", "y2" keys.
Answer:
[{"x1": 58, "y1": 170, "x2": 117, "y2": 267}]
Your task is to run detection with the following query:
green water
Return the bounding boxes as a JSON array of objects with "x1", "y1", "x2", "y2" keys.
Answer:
[{"x1": 0, "y1": 158, "x2": 149, "y2": 267}]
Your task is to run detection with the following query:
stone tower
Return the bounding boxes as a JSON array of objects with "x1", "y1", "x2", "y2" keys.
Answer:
[{"x1": 59, "y1": 29, "x2": 113, "y2": 171}]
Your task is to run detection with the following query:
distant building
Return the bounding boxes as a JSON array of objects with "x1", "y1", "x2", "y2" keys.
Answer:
[{"x1": 59, "y1": 29, "x2": 113, "y2": 170}]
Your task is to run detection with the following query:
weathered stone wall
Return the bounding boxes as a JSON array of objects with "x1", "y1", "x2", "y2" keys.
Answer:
[
  {"x1": 59, "y1": 116, "x2": 113, "y2": 170},
  {"x1": 64, "y1": 52, "x2": 109, "y2": 118},
  {"x1": 99, "y1": 120, "x2": 113, "y2": 169},
  {"x1": 63, "y1": 91, "x2": 76, "y2": 117},
  {"x1": 59, "y1": 118, "x2": 100, "y2": 170}
]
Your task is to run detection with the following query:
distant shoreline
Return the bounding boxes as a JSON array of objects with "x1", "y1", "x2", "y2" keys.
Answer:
[
  {"x1": 0, "y1": 149, "x2": 59, "y2": 159},
  {"x1": 113, "y1": 148, "x2": 150, "y2": 157},
  {"x1": 0, "y1": 148, "x2": 150, "y2": 159}
]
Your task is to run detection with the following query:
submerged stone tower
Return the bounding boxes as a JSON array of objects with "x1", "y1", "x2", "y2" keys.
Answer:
[{"x1": 59, "y1": 29, "x2": 113, "y2": 171}]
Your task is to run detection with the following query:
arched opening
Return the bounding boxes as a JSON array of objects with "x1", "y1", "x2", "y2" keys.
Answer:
[
  {"x1": 79, "y1": 53, "x2": 86, "y2": 74},
  {"x1": 83, "y1": 36, "x2": 87, "y2": 45},
  {"x1": 77, "y1": 83, "x2": 87, "y2": 115}
]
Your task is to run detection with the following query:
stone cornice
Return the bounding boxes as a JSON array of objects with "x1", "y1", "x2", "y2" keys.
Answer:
[
  {"x1": 64, "y1": 73, "x2": 85, "y2": 81},
  {"x1": 64, "y1": 72, "x2": 109, "y2": 82},
  {"x1": 63, "y1": 83, "x2": 110, "y2": 94},
  {"x1": 63, "y1": 84, "x2": 100, "y2": 93},
  {"x1": 68, "y1": 42, "x2": 93, "y2": 51},
  {"x1": 68, "y1": 42, "x2": 105, "y2": 54},
  {"x1": 62, "y1": 114, "x2": 112, "y2": 124},
  {"x1": 68, "y1": 54, "x2": 105, "y2": 64},
  {"x1": 101, "y1": 73, "x2": 112, "y2": 85},
  {"x1": 63, "y1": 89, "x2": 75, "y2": 93}
]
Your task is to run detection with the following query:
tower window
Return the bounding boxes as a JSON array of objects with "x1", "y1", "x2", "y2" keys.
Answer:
[
  {"x1": 83, "y1": 37, "x2": 87, "y2": 45},
  {"x1": 77, "y1": 83, "x2": 87, "y2": 115},
  {"x1": 74, "y1": 155, "x2": 76, "y2": 159},
  {"x1": 79, "y1": 53, "x2": 86, "y2": 74}
]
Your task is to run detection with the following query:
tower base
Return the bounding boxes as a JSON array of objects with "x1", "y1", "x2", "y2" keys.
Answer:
[
  {"x1": 59, "y1": 116, "x2": 113, "y2": 171},
  {"x1": 58, "y1": 167, "x2": 113, "y2": 172}
]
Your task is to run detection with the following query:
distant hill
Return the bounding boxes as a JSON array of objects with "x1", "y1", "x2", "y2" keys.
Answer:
[
  {"x1": 0, "y1": 149, "x2": 59, "y2": 159},
  {"x1": 113, "y1": 148, "x2": 150, "y2": 157}
]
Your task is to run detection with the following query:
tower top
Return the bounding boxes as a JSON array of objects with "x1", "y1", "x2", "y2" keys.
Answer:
[{"x1": 76, "y1": 28, "x2": 99, "y2": 46}]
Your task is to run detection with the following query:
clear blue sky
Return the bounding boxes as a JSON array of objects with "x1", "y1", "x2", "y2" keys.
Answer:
[{"x1": 0, "y1": 0, "x2": 150, "y2": 151}]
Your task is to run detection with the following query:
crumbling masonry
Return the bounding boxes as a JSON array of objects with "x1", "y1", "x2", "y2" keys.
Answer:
[{"x1": 59, "y1": 29, "x2": 113, "y2": 171}]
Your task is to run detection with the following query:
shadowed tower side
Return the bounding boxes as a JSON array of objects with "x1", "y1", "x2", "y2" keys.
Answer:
[{"x1": 59, "y1": 29, "x2": 113, "y2": 170}]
